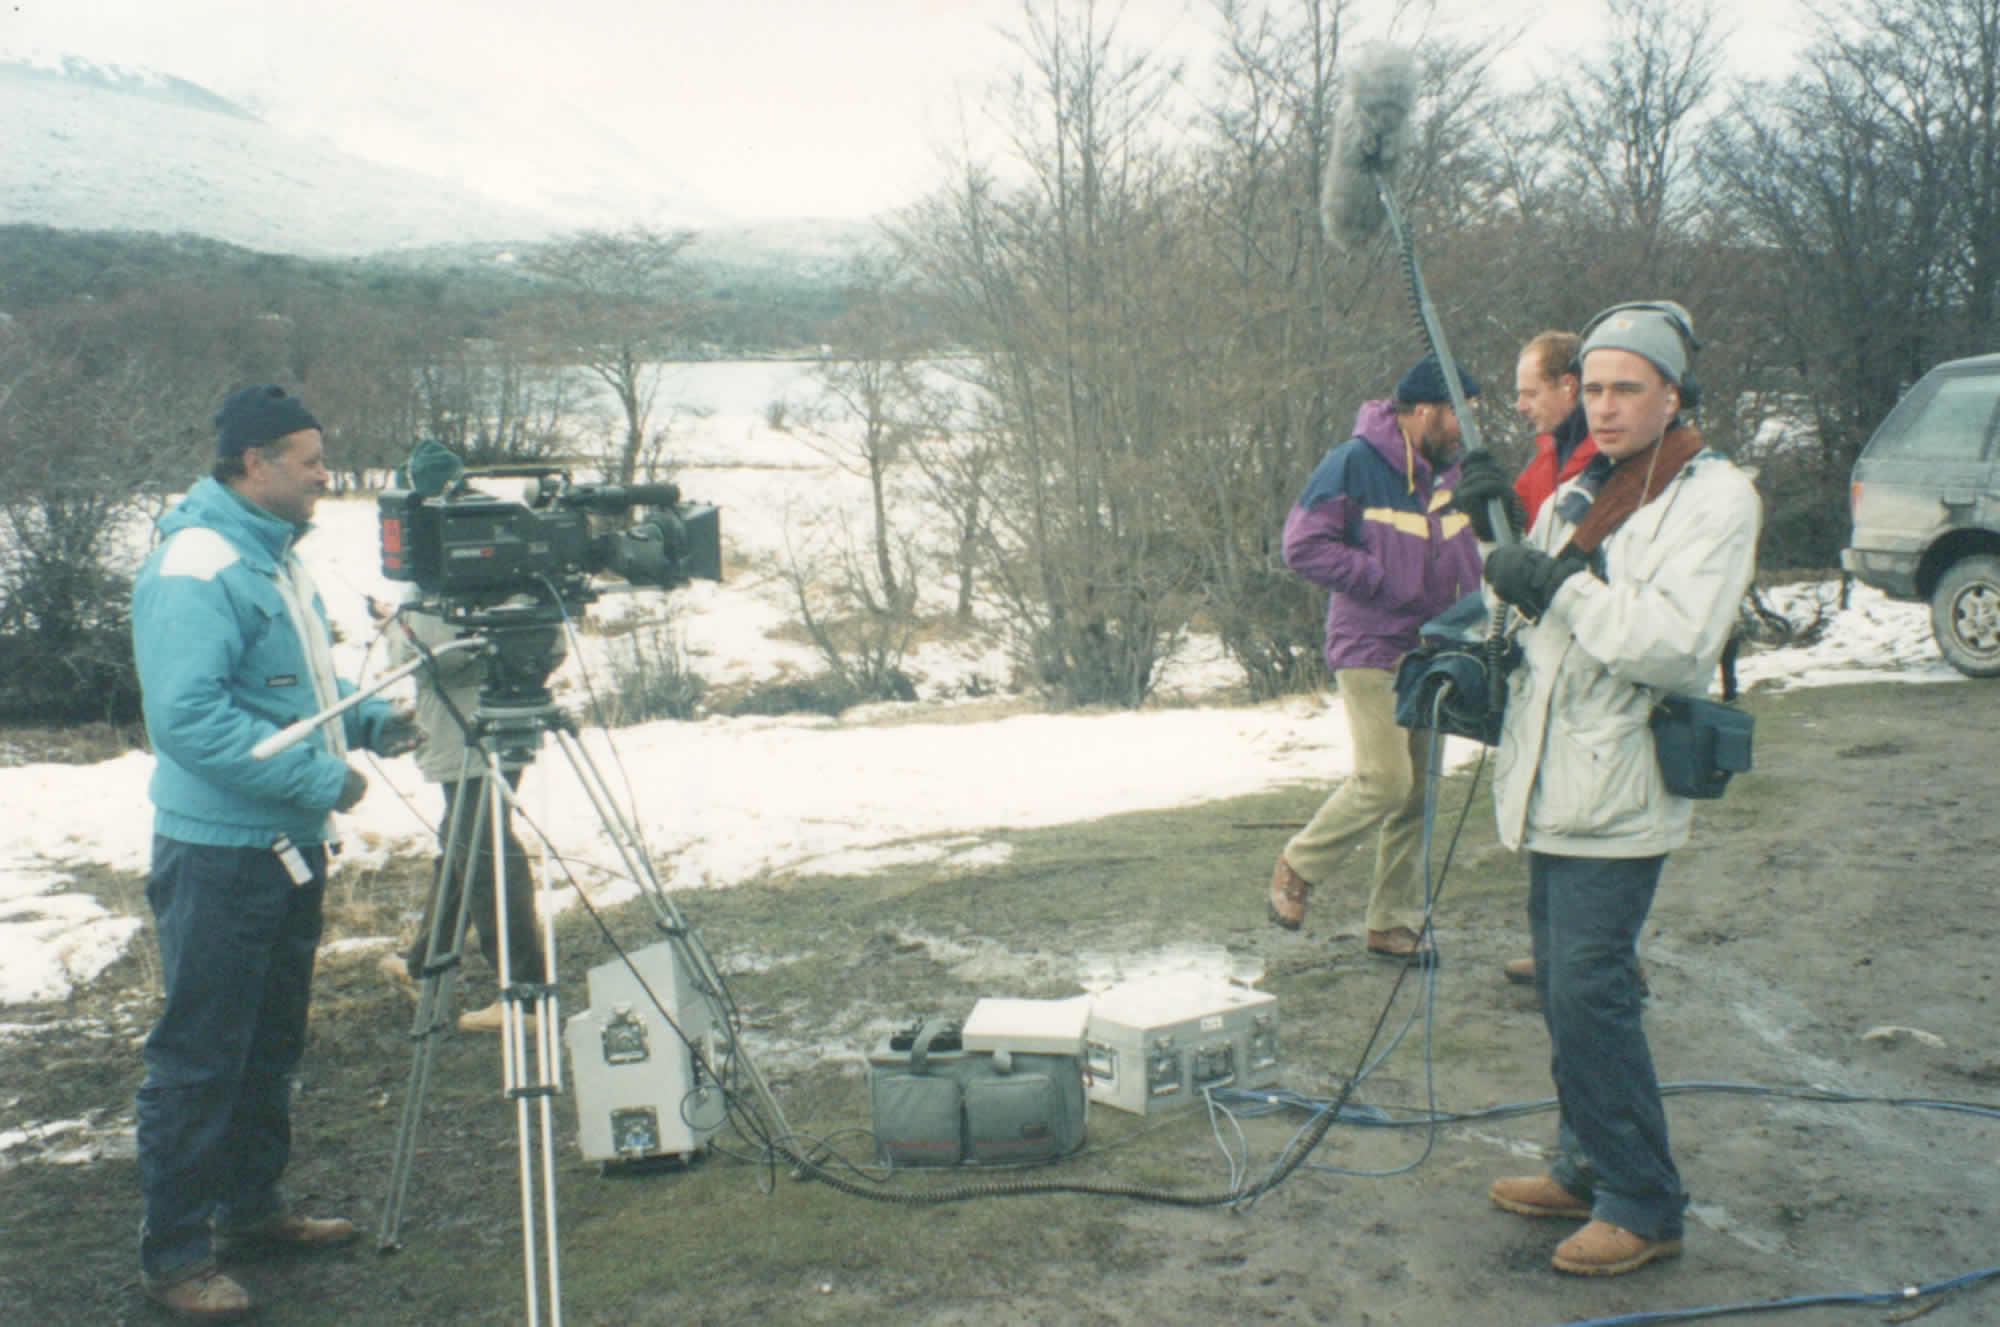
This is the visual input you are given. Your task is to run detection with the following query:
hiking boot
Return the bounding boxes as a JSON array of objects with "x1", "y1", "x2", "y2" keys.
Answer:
[
  {"x1": 1366, "y1": 927, "x2": 1434, "y2": 962},
  {"x1": 1267, "y1": 855, "x2": 1312, "y2": 931},
  {"x1": 142, "y1": 1265, "x2": 253, "y2": 1321},
  {"x1": 1488, "y1": 1174, "x2": 1592, "y2": 1219},
  {"x1": 457, "y1": 1001, "x2": 538, "y2": 1034},
  {"x1": 1552, "y1": 1219, "x2": 1683, "y2": 1276},
  {"x1": 378, "y1": 952, "x2": 419, "y2": 1002},
  {"x1": 213, "y1": 1212, "x2": 359, "y2": 1260}
]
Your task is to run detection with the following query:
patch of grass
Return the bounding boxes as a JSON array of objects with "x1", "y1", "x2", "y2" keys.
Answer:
[
  {"x1": 594, "y1": 621, "x2": 707, "y2": 723},
  {"x1": 719, "y1": 672, "x2": 868, "y2": 717}
]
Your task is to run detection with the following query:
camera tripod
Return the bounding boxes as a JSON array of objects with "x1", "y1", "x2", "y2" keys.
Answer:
[{"x1": 266, "y1": 610, "x2": 791, "y2": 1327}]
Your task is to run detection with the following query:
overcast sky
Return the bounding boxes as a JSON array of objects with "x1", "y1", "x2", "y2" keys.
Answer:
[{"x1": 2, "y1": 0, "x2": 1814, "y2": 223}]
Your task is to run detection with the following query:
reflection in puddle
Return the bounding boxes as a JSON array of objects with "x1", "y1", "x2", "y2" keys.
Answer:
[{"x1": 1076, "y1": 942, "x2": 1264, "y2": 999}]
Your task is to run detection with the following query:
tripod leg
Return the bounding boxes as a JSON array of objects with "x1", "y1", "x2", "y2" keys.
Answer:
[
  {"x1": 377, "y1": 757, "x2": 487, "y2": 1252},
  {"x1": 483, "y1": 747, "x2": 563, "y2": 1327}
]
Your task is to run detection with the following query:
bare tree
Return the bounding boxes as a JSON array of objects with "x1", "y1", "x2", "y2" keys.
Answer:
[
  {"x1": 1555, "y1": 0, "x2": 1726, "y2": 266},
  {"x1": 789, "y1": 257, "x2": 933, "y2": 606},
  {"x1": 903, "y1": 365, "x2": 996, "y2": 625},
  {"x1": 406, "y1": 329, "x2": 583, "y2": 467},
  {"x1": 1159, "y1": 0, "x2": 1361, "y2": 697},
  {"x1": 522, "y1": 227, "x2": 697, "y2": 484},
  {"x1": 764, "y1": 256, "x2": 933, "y2": 699},
  {"x1": 898, "y1": 0, "x2": 1200, "y2": 707},
  {"x1": 1705, "y1": 0, "x2": 1998, "y2": 467},
  {"x1": 770, "y1": 508, "x2": 921, "y2": 705}
]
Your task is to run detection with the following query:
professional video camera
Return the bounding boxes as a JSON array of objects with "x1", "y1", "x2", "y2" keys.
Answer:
[{"x1": 378, "y1": 465, "x2": 721, "y2": 611}]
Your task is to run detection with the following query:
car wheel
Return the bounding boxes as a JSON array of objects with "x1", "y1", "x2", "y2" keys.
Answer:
[{"x1": 1930, "y1": 553, "x2": 2000, "y2": 678}]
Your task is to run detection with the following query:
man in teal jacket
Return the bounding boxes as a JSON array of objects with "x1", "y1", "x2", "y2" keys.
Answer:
[{"x1": 130, "y1": 385, "x2": 413, "y2": 1322}]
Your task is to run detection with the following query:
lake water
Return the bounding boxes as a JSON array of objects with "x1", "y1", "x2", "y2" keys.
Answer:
[{"x1": 658, "y1": 358, "x2": 820, "y2": 422}]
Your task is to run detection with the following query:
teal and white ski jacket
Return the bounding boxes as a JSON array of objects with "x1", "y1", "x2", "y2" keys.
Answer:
[{"x1": 132, "y1": 478, "x2": 394, "y2": 847}]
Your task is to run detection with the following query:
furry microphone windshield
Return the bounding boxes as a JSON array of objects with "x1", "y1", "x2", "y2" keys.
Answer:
[{"x1": 1320, "y1": 43, "x2": 1419, "y2": 253}]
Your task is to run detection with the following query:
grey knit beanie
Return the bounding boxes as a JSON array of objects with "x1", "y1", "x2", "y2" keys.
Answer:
[{"x1": 1579, "y1": 301, "x2": 1697, "y2": 385}]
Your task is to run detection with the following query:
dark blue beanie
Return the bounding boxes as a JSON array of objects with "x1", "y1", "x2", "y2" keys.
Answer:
[
  {"x1": 215, "y1": 385, "x2": 320, "y2": 458},
  {"x1": 1394, "y1": 356, "x2": 1481, "y2": 406}
]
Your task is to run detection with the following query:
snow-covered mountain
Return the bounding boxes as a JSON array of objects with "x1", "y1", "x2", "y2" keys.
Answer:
[
  {"x1": 0, "y1": 55, "x2": 765, "y2": 258},
  {"x1": 2, "y1": 55, "x2": 574, "y2": 256}
]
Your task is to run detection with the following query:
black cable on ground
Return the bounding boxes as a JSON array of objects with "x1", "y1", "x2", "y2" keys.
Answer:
[
  {"x1": 1209, "y1": 1081, "x2": 2000, "y2": 1127},
  {"x1": 1544, "y1": 1263, "x2": 2000, "y2": 1327}
]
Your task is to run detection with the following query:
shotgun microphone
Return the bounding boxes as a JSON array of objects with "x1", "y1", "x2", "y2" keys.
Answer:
[
  {"x1": 1320, "y1": 43, "x2": 1419, "y2": 253},
  {"x1": 1318, "y1": 40, "x2": 1517, "y2": 554}
]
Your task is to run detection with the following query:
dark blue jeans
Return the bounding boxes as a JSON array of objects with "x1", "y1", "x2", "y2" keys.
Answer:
[
  {"x1": 1528, "y1": 851, "x2": 1685, "y2": 1242},
  {"x1": 136, "y1": 836, "x2": 325, "y2": 1282}
]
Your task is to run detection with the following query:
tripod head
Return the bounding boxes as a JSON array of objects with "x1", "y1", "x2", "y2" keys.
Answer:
[{"x1": 436, "y1": 594, "x2": 569, "y2": 715}]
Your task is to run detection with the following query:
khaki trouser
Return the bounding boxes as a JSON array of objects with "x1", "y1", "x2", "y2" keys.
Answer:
[{"x1": 1283, "y1": 667, "x2": 1434, "y2": 935}]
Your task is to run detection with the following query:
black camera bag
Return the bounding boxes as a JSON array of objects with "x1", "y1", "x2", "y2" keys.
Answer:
[{"x1": 1649, "y1": 693, "x2": 1753, "y2": 799}]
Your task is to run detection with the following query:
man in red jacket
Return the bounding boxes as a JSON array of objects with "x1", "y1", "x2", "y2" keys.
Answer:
[
  {"x1": 1510, "y1": 330, "x2": 1598, "y2": 517},
  {"x1": 1454, "y1": 330, "x2": 1598, "y2": 544}
]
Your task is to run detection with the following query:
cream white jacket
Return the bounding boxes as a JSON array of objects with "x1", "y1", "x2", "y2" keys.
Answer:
[{"x1": 1491, "y1": 450, "x2": 1762, "y2": 857}]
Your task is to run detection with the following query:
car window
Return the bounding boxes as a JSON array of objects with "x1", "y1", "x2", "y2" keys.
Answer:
[{"x1": 1866, "y1": 371, "x2": 2000, "y2": 462}]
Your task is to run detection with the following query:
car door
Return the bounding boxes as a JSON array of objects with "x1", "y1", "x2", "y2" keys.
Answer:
[{"x1": 1849, "y1": 360, "x2": 2000, "y2": 592}]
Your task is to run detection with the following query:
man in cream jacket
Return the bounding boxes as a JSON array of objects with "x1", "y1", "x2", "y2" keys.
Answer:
[{"x1": 1478, "y1": 303, "x2": 1761, "y2": 1277}]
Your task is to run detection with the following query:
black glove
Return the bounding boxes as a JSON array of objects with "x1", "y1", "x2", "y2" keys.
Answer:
[
  {"x1": 335, "y1": 765, "x2": 368, "y2": 812},
  {"x1": 1485, "y1": 544, "x2": 1585, "y2": 619},
  {"x1": 374, "y1": 710, "x2": 420, "y2": 757},
  {"x1": 1452, "y1": 451, "x2": 1526, "y2": 542}
]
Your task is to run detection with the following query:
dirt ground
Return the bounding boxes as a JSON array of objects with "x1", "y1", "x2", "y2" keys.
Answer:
[{"x1": 2, "y1": 678, "x2": 1997, "y2": 1326}]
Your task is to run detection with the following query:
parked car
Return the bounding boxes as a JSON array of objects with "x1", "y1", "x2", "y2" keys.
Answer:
[{"x1": 1843, "y1": 351, "x2": 2000, "y2": 677}]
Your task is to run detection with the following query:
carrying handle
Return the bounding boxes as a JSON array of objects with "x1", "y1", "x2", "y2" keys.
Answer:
[{"x1": 909, "y1": 1017, "x2": 956, "y2": 1073}]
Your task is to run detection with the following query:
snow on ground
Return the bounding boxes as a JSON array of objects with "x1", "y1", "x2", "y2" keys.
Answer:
[
  {"x1": 1730, "y1": 581, "x2": 1962, "y2": 690},
  {"x1": 0, "y1": 366, "x2": 1961, "y2": 1004}
]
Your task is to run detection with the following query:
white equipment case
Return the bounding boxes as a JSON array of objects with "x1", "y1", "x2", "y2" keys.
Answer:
[
  {"x1": 565, "y1": 941, "x2": 723, "y2": 1164},
  {"x1": 1082, "y1": 983, "x2": 1278, "y2": 1115}
]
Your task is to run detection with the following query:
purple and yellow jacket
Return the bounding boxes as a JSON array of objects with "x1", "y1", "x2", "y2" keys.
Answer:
[{"x1": 1282, "y1": 399, "x2": 1484, "y2": 671}]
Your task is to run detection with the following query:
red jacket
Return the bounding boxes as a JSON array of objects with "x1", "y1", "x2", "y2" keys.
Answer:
[{"x1": 1513, "y1": 406, "x2": 1597, "y2": 524}]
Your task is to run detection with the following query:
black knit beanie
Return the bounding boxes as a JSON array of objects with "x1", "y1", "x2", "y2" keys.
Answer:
[
  {"x1": 1394, "y1": 355, "x2": 1481, "y2": 406},
  {"x1": 215, "y1": 385, "x2": 320, "y2": 458}
]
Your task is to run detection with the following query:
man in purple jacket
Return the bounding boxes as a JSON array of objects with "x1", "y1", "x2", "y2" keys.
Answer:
[{"x1": 1268, "y1": 356, "x2": 1485, "y2": 958}]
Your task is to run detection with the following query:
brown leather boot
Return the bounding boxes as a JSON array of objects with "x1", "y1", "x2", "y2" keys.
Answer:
[
  {"x1": 1267, "y1": 856, "x2": 1312, "y2": 930},
  {"x1": 142, "y1": 1265, "x2": 253, "y2": 1322},
  {"x1": 1366, "y1": 926, "x2": 1434, "y2": 960},
  {"x1": 1552, "y1": 1219, "x2": 1683, "y2": 1275},
  {"x1": 1488, "y1": 1174, "x2": 1592, "y2": 1219}
]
